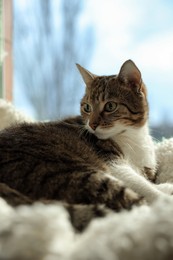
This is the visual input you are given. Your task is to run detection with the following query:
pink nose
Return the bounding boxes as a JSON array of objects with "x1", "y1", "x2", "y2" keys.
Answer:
[{"x1": 89, "y1": 122, "x2": 98, "y2": 130}]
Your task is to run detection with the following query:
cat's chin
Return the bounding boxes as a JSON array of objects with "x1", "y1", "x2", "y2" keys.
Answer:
[
  {"x1": 86, "y1": 124, "x2": 128, "y2": 140},
  {"x1": 94, "y1": 132, "x2": 109, "y2": 140},
  {"x1": 85, "y1": 127, "x2": 110, "y2": 140},
  {"x1": 88, "y1": 128, "x2": 114, "y2": 140}
]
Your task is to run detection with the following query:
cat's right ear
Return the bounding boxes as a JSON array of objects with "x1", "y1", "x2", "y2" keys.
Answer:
[
  {"x1": 118, "y1": 60, "x2": 142, "y2": 92},
  {"x1": 76, "y1": 64, "x2": 96, "y2": 85}
]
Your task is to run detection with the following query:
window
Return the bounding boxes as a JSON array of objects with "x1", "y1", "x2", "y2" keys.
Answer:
[{"x1": 1, "y1": 0, "x2": 13, "y2": 100}]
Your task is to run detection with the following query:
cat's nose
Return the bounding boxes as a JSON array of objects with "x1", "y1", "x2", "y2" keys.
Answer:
[{"x1": 89, "y1": 122, "x2": 98, "y2": 130}]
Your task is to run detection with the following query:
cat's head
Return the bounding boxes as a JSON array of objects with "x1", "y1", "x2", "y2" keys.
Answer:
[{"x1": 77, "y1": 60, "x2": 148, "y2": 140}]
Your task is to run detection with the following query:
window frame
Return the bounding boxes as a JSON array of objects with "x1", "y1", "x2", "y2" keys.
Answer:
[{"x1": 1, "y1": 0, "x2": 13, "y2": 101}]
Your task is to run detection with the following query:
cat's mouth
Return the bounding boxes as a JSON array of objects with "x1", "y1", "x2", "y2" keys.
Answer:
[
  {"x1": 86, "y1": 123, "x2": 127, "y2": 140},
  {"x1": 94, "y1": 131, "x2": 110, "y2": 140},
  {"x1": 85, "y1": 125, "x2": 109, "y2": 139},
  {"x1": 86, "y1": 126, "x2": 116, "y2": 140}
]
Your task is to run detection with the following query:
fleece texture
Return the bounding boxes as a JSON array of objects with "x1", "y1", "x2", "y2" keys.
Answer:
[
  {"x1": 0, "y1": 99, "x2": 33, "y2": 130},
  {"x1": 0, "y1": 99, "x2": 173, "y2": 260}
]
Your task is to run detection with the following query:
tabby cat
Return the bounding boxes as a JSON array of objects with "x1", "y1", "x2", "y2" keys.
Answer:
[{"x1": 0, "y1": 60, "x2": 172, "y2": 215}]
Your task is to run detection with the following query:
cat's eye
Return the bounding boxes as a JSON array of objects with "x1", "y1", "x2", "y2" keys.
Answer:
[
  {"x1": 104, "y1": 102, "x2": 117, "y2": 112},
  {"x1": 83, "y1": 103, "x2": 92, "y2": 113}
]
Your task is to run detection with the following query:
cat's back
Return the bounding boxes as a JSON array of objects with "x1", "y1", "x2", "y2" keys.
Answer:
[
  {"x1": 0, "y1": 116, "x2": 109, "y2": 197},
  {"x1": 0, "y1": 116, "x2": 100, "y2": 162}
]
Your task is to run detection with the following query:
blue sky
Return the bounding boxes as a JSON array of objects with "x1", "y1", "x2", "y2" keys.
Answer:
[
  {"x1": 14, "y1": 0, "x2": 173, "y2": 125},
  {"x1": 81, "y1": 0, "x2": 173, "y2": 125}
]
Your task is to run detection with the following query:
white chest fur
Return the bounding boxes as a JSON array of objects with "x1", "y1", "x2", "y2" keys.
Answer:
[{"x1": 112, "y1": 123, "x2": 156, "y2": 173}]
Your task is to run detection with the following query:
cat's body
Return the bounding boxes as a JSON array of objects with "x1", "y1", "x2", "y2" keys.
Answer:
[
  {"x1": 0, "y1": 116, "x2": 139, "y2": 210},
  {"x1": 0, "y1": 60, "x2": 172, "y2": 214}
]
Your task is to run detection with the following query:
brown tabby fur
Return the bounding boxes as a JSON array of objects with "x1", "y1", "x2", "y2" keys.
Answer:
[
  {"x1": 81, "y1": 74, "x2": 147, "y2": 129},
  {"x1": 0, "y1": 60, "x2": 148, "y2": 228},
  {"x1": 0, "y1": 116, "x2": 140, "y2": 210}
]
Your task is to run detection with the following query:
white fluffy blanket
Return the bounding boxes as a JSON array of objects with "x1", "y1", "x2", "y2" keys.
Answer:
[
  {"x1": 0, "y1": 99, "x2": 34, "y2": 130},
  {"x1": 0, "y1": 99, "x2": 173, "y2": 260}
]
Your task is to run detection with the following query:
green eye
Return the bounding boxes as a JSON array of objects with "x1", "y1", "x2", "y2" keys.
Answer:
[
  {"x1": 104, "y1": 102, "x2": 117, "y2": 112},
  {"x1": 83, "y1": 103, "x2": 92, "y2": 113}
]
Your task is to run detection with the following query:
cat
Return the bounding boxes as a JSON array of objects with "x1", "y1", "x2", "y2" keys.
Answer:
[
  {"x1": 77, "y1": 60, "x2": 173, "y2": 202},
  {"x1": 0, "y1": 59, "x2": 172, "y2": 214}
]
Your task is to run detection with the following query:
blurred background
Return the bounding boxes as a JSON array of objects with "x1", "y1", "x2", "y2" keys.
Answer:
[{"x1": 4, "y1": 0, "x2": 173, "y2": 139}]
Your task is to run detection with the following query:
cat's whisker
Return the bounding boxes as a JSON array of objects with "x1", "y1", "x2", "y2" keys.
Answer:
[
  {"x1": 79, "y1": 127, "x2": 94, "y2": 145},
  {"x1": 152, "y1": 136, "x2": 160, "y2": 143},
  {"x1": 78, "y1": 126, "x2": 87, "y2": 137},
  {"x1": 125, "y1": 142, "x2": 135, "y2": 153}
]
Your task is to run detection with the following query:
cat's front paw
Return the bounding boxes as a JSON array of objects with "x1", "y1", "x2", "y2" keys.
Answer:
[
  {"x1": 122, "y1": 187, "x2": 145, "y2": 208},
  {"x1": 156, "y1": 183, "x2": 173, "y2": 196}
]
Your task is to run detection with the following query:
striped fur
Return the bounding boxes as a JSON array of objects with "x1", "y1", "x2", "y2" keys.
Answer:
[
  {"x1": 0, "y1": 60, "x2": 162, "y2": 226},
  {"x1": 0, "y1": 117, "x2": 140, "y2": 211}
]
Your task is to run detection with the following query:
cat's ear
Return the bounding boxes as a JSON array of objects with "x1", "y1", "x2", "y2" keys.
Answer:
[
  {"x1": 118, "y1": 60, "x2": 142, "y2": 91},
  {"x1": 76, "y1": 64, "x2": 97, "y2": 85}
]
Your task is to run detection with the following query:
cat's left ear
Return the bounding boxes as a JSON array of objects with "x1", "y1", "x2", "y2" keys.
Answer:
[
  {"x1": 118, "y1": 60, "x2": 142, "y2": 92},
  {"x1": 76, "y1": 64, "x2": 97, "y2": 85}
]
